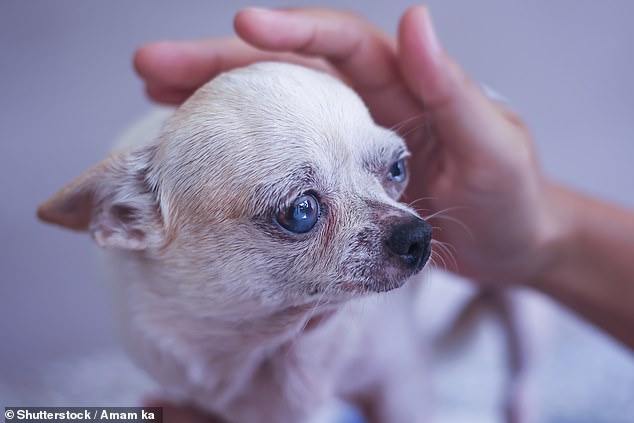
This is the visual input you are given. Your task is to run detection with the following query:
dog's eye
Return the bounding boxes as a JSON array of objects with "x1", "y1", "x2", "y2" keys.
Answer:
[
  {"x1": 276, "y1": 193, "x2": 320, "y2": 233},
  {"x1": 387, "y1": 159, "x2": 407, "y2": 183}
]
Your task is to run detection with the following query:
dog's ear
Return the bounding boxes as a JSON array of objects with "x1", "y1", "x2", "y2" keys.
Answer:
[{"x1": 37, "y1": 145, "x2": 164, "y2": 250}]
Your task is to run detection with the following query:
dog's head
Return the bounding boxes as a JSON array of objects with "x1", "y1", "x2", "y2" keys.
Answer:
[{"x1": 38, "y1": 62, "x2": 431, "y2": 310}]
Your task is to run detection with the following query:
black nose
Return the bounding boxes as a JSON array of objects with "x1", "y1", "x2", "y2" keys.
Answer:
[{"x1": 385, "y1": 217, "x2": 432, "y2": 270}]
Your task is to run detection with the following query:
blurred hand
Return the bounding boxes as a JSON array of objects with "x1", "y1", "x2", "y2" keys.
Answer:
[{"x1": 134, "y1": 6, "x2": 563, "y2": 286}]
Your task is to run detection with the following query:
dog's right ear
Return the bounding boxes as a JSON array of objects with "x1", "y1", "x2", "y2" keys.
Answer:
[{"x1": 37, "y1": 145, "x2": 164, "y2": 250}]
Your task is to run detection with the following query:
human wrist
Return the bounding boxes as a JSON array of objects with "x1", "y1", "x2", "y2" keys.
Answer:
[
  {"x1": 527, "y1": 182, "x2": 606, "y2": 296},
  {"x1": 520, "y1": 181, "x2": 579, "y2": 291},
  {"x1": 523, "y1": 183, "x2": 634, "y2": 350}
]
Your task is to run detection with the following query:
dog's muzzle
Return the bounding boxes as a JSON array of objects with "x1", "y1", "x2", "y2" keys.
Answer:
[{"x1": 385, "y1": 217, "x2": 432, "y2": 272}]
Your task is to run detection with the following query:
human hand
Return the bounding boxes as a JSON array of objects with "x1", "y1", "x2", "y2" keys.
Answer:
[{"x1": 134, "y1": 6, "x2": 565, "y2": 285}]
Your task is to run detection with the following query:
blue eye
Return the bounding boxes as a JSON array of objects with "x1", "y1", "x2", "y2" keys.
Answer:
[
  {"x1": 276, "y1": 193, "x2": 320, "y2": 233},
  {"x1": 388, "y1": 159, "x2": 407, "y2": 183}
]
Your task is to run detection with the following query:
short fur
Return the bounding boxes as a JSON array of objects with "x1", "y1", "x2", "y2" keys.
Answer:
[{"x1": 38, "y1": 63, "x2": 435, "y2": 422}]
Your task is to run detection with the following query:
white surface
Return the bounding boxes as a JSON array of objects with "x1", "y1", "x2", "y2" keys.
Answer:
[{"x1": 2, "y1": 272, "x2": 633, "y2": 422}]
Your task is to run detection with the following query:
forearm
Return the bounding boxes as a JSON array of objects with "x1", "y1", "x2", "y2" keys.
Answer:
[{"x1": 534, "y1": 184, "x2": 634, "y2": 351}]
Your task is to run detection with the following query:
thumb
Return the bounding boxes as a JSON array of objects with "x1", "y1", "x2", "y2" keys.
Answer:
[{"x1": 398, "y1": 6, "x2": 509, "y2": 157}]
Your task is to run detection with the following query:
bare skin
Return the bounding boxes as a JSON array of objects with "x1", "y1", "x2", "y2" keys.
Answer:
[{"x1": 134, "y1": 5, "x2": 634, "y2": 420}]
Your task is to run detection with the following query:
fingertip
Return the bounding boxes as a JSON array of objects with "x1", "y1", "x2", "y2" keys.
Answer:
[
  {"x1": 402, "y1": 5, "x2": 441, "y2": 61},
  {"x1": 133, "y1": 40, "x2": 225, "y2": 92},
  {"x1": 133, "y1": 42, "x2": 158, "y2": 79},
  {"x1": 234, "y1": 6, "x2": 270, "y2": 23},
  {"x1": 233, "y1": 7, "x2": 253, "y2": 32},
  {"x1": 398, "y1": 5, "x2": 445, "y2": 104},
  {"x1": 234, "y1": 7, "x2": 274, "y2": 40},
  {"x1": 398, "y1": 5, "x2": 486, "y2": 112},
  {"x1": 133, "y1": 41, "x2": 183, "y2": 83},
  {"x1": 398, "y1": 5, "x2": 512, "y2": 155},
  {"x1": 234, "y1": 7, "x2": 304, "y2": 51}
]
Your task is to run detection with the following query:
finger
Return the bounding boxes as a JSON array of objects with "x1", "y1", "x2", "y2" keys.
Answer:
[
  {"x1": 234, "y1": 8, "x2": 396, "y2": 88},
  {"x1": 134, "y1": 38, "x2": 341, "y2": 103},
  {"x1": 398, "y1": 6, "x2": 514, "y2": 157},
  {"x1": 145, "y1": 84, "x2": 194, "y2": 105},
  {"x1": 234, "y1": 7, "x2": 423, "y2": 128},
  {"x1": 494, "y1": 102, "x2": 528, "y2": 129}
]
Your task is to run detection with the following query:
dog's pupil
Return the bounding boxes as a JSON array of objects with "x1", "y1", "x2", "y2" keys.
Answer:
[
  {"x1": 392, "y1": 163, "x2": 401, "y2": 177},
  {"x1": 390, "y1": 159, "x2": 406, "y2": 182},
  {"x1": 277, "y1": 193, "x2": 320, "y2": 234}
]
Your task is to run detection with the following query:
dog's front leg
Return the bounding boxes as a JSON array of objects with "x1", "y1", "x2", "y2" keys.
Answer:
[{"x1": 337, "y1": 290, "x2": 432, "y2": 423}]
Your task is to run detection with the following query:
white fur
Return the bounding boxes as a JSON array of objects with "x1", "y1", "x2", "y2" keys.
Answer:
[
  {"x1": 38, "y1": 62, "x2": 535, "y2": 423},
  {"x1": 39, "y1": 63, "x2": 432, "y2": 422}
]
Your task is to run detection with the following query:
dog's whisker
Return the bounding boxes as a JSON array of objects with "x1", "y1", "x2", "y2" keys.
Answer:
[
  {"x1": 425, "y1": 212, "x2": 474, "y2": 243},
  {"x1": 432, "y1": 238, "x2": 458, "y2": 255},
  {"x1": 431, "y1": 240, "x2": 459, "y2": 272},
  {"x1": 406, "y1": 197, "x2": 434, "y2": 211},
  {"x1": 429, "y1": 250, "x2": 447, "y2": 272},
  {"x1": 397, "y1": 124, "x2": 425, "y2": 141},
  {"x1": 428, "y1": 255, "x2": 441, "y2": 271},
  {"x1": 388, "y1": 113, "x2": 428, "y2": 134},
  {"x1": 423, "y1": 206, "x2": 467, "y2": 221}
]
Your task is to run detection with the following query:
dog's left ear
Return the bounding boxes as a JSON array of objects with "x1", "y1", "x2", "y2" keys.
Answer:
[{"x1": 37, "y1": 145, "x2": 164, "y2": 250}]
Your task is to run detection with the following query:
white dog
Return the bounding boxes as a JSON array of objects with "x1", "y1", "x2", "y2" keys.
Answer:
[
  {"x1": 38, "y1": 62, "x2": 436, "y2": 422},
  {"x1": 39, "y1": 62, "x2": 537, "y2": 423}
]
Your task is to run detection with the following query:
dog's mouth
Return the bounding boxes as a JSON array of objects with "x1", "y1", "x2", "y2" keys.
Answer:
[
  {"x1": 342, "y1": 279, "x2": 407, "y2": 294},
  {"x1": 342, "y1": 242, "x2": 432, "y2": 296},
  {"x1": 326, "y1": 267, "x2": 424, "y2": 297}
]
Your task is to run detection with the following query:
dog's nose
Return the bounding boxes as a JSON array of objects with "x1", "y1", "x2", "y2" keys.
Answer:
[{"x1": 385, "y1": 217, "x2": 432, "y2": 270}]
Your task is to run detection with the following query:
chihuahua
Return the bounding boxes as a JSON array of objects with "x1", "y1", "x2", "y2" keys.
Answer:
[{"x1": 38, "y1": 62, "x2": 438, "y2": 422}]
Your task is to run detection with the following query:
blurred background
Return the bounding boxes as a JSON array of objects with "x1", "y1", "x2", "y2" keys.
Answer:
[{"x1": 1, "y1": 1, "x2": 633, "y2": 422}]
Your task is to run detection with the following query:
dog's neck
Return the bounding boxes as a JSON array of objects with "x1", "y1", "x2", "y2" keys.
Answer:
[
  {"x1": 126, "y1": 264, "x2": 338, "y2": 349},
  {"x1": 110, "y1": 250, "x2": 349, "y2": 405}
]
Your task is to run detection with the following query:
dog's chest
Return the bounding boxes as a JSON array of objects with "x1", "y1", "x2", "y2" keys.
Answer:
[{"x1": 186, "y1": 307, "x2": 367, "y2": 422}]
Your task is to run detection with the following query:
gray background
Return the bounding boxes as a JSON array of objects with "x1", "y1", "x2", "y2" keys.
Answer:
[{"x1": 1, "y1": 0, "x2": 633, "y2": 418}]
